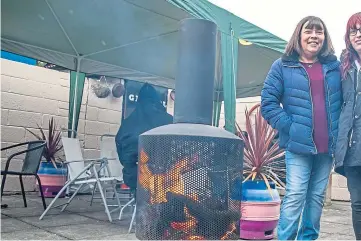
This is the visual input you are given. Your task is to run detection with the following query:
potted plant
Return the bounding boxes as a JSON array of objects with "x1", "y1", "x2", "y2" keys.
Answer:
[
  {"x1": 26, "y1": 117, "x2": 67, "y2": 198},
  {"x1": 235, "y1": 103, "x2": 285, "y2": 240}
]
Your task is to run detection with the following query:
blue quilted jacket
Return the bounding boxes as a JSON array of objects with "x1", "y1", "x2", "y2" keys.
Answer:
[{"x1": 261, "y1": 53, "x2": 342, "y2": 156}]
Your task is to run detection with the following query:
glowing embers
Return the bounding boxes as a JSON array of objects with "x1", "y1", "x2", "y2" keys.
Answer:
[{"x1": 137, "y1": 149, "x2": 240, "y2": 240}]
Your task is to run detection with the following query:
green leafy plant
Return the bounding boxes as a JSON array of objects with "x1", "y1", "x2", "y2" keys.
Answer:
[
  {"x1": 235, "y1": 103, "x2": 286, "y2": 195},
  {"x1": 26, "y1": 117, "x2": 63, "y2": 168}
]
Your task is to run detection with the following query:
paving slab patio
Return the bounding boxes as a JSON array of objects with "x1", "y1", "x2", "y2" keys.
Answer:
[{"x1": 0, "y1": 193, "x2": 356, "y2": 240}]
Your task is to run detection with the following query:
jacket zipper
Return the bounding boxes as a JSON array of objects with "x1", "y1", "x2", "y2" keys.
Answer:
[
  {"x1": 324, "y1": 71, "x2": 335, "y2": 157},
  {"x1": 349, "y1": 68, "x2": 359, "y2": 147},
  {"x1": 301, "y1": 65, "x2": 319, "y2": 154},
  {"x1": 284, "y1": 64, "x2": 318, "y2": 154}
]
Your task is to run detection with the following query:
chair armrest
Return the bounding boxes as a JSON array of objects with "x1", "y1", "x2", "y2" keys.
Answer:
[
  {"x1": 63, "y1": 157, "x2": 116, "y2": 164},
  {"x1": 1, "y1": 142, "x2": 29, "y2": 152},
  {"x1": 84, "y1": 157, "x2": 116, "y2": 162},
  {"x1": 2, "y1": 152, "x2": 24, "y2": 172}
]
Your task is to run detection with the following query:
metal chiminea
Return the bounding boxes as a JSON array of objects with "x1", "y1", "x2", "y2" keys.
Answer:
[{"x1": 135, "y1": 18, "x2": 244, "y2": 240}]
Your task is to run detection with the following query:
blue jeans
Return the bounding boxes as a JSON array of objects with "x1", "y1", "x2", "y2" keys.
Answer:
[{"x1": 277, "y1": 151, "x2": 333, "y2": 240}]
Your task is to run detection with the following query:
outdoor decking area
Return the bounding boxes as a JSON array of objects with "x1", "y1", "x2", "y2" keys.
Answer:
[{"x1": 0, "y1": 193, "x2": 356, "y2": 240}]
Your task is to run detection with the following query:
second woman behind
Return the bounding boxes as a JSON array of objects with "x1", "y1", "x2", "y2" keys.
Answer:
[
  {"x1": 335, "y1": 12, "x2": 361, "y2": 240},
  {"x1": 261, "y1": 16, "x2": 342, "y2": 240}
]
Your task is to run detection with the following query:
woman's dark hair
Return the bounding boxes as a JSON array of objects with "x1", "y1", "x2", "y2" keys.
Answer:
[
  {"x1": 341, "y1": 12, "x2": 361, "y2": 80},
  {"x1": 285, "y1": 16, "x2": 335, "y2": 57}
]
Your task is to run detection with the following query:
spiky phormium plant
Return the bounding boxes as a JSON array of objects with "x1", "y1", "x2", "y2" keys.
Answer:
[
  {"x1": 26, "y1": 117, "x2": 63, "y2": 167},
  {"x1": 235, "y1": 103, "x2": 286, "y2": 194}
]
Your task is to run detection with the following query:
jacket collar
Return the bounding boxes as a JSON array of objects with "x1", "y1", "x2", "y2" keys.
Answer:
[
  {"x1": 346, "y1": 62, "x2": 358, "y2": 81},
  {"x1": 281, "y1": 51, "x2": 338, "y2": 69},
  {"x1": 355, "y1": 60, "x2": 361, "y2": 72}
]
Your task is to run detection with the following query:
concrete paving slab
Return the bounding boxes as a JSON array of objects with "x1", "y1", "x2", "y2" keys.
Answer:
[
  {"x1": 19, "y1": 213, "x2": 98, "y2": 228},
  {"x1": 321, "y1": 208, "x2": 353, "y2": 225},
  {"x1": 74, "y1": 210, "x2": 114, "y2": 222},
  {"x1": 0, "y1": 196, "x2": 41, "y2": 209},
  {"x1": 102, "y1": 233, "x2": 138, "y2": 240},
  {"x1": 320, "y1": 221, "x2": 354, "y2": 235},
  {"x1": 77, "y1": 209, "x2": 133, "y2": 222},
  {"x1": 319, "y1": 232, "x2": 355, "y2": 240},
  {"x1": 1, "y1": 227, "x2": 66, "y2": 240},
  {"x1": 58, "y1": 201, "x2": 105, "y2": 213},
  {"x1": 1, "y1": 218, "x2": 35, "y2": 233},
  {"x1": 1, "y1": 205, "x2": 64, "y2": 218},
  {"x1": 323, "y1": 202, "x2": 352, "y2": 214},
  {"x1": 43, "y1": 223, "x2": 128, "y2": 240}
]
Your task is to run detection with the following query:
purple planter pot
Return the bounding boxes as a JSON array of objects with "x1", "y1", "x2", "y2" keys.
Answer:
[
  {"x1": 240, "y1": 220, "x2": 278, "y2": 240},
  {"x1": 239, "y1": 180, "x2": 281, "y2": 240}
]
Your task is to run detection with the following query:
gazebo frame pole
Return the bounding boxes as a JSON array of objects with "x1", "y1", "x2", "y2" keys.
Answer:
[{"x1": 71, "y1": 57, "x2": 82, "y2": 138}]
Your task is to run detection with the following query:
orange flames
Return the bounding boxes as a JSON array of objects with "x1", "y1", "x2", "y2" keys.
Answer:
[
  {"x1": 138, "y1": 149, "x2": 237, "y2": 240},
  {"x1": 184, "y1": 235, "x2": 206, "y2": 240},
  {"x1": 138, "y1": 149, "x2": 198, "y2": 204},
  {"x1": 139, "y1": 149, "x2": 202, "y2": 238}
]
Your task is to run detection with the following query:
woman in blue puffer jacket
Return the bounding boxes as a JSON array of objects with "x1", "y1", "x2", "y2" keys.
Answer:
[{"x1": 260, "y1": 16, "x2": 342, "y2": 240}]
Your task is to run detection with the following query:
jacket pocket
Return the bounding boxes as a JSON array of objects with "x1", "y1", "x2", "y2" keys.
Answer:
[
  {"x1": 288, "y1": 122, "x2": 307, "y2": 146},
  {"x1": 278, "y1": 131, "x2": 287, "y2": 149},
  {"x1": 278, "y1": 122, "x2": 293, "y2": 148},
  {"x1": 288, "y1": 122, "x2": 296, "y2": 138}
]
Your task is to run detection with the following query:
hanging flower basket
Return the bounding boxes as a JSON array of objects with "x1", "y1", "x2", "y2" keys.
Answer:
[{"x1": 91, "y1": 76, "x2": 111, "y2": 98}]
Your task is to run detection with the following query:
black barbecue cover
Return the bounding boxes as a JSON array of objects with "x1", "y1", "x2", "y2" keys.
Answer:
[{"x1": 115, "y1": 83, "x2": 173, "y2": 190}]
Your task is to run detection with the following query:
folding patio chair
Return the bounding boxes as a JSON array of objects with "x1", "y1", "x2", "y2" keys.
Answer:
[
  {"x1": 90, "y1": 134, "x2": 127, "y2": 207},
  {"x1": 96, "y1": 134, "x2": 136, "y2": 232},
  {"x1": 100, "y1": 134, "x2": 123, "y2": 178},
  {"x1": 119, "y1": 197, "x2": 136, "y2": 233},
  {"x1": 61, "y1": 130, "x2": 93, "y2": 196},
  {"x1": 39, "y1": 131, "x2": 121, "y2": 222}
]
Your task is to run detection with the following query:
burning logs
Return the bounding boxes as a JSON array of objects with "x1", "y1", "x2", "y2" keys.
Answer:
[
  {"x1": 165, "y1": 193, "x2": 240, "y2": 240},
  {"x1": 136, "y1": 149, "x2": 240, "y2": 240}
]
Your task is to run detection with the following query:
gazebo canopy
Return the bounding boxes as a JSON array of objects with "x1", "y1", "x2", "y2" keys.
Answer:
[{"x1": 1, "y1": 0, "x2": 287, "y2": 132}]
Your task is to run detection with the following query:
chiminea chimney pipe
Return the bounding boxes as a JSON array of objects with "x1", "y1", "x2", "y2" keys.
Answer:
[{"x1": 174, "y1": 18, "x2": 217, "y2": 125}]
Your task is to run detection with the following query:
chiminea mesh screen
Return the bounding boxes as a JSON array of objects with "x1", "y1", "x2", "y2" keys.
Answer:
[{"x1": 135, "y1": 125, "x2": 244, "y2": 240}]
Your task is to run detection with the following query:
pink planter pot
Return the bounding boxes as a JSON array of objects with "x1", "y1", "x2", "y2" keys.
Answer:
[
  {"x1": 240, "y1": 201, "x2": 281, "y2": 240},
  {"x1": 37, "y1": 162, "x2": 67, "y2": 198},
  {"x1": 37, "y1": 174, "x2": 67, "y2": 198}
]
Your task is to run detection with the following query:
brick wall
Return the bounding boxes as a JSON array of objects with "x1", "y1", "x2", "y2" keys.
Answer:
[
  {"x1": 2, "y1": 59, "x2": 70, "y2": 192},
  {"x1": 218, "y1": 96, "x2": 261, "y2": 130},
  {"x1": 1, "y1": 59, "x2": 122, "y2": 192},
  {"x1": 331, "y1": 173, "x2": 350, "y2": 201}
]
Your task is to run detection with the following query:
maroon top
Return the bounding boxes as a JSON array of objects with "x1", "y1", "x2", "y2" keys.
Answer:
[{"x1": 301, "y1": 62, "x2": 329, "y2": 154}]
